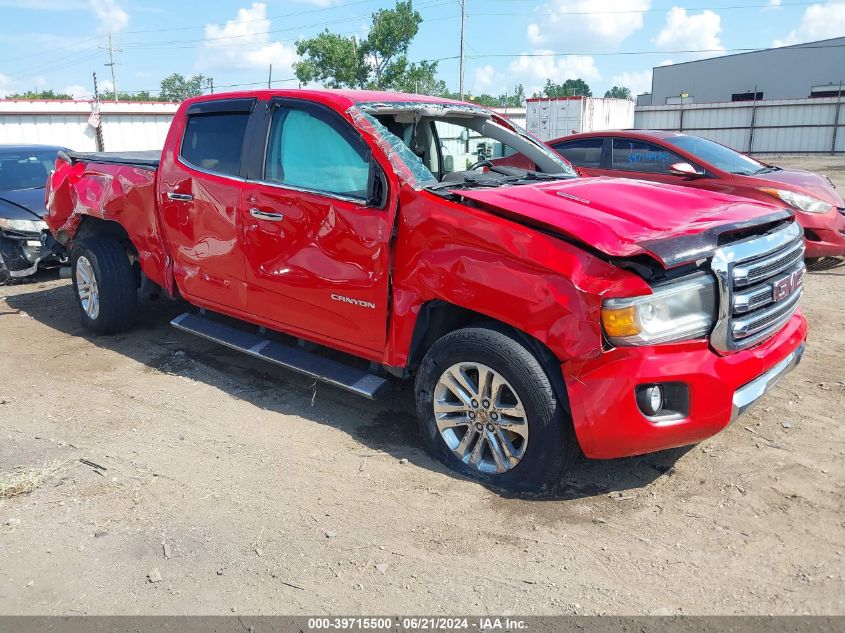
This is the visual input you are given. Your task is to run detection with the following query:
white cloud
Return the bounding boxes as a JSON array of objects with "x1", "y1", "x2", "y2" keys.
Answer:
[
  {"x1": 528, "y1": 0, "x2": 651, "y2": 50},
  {"x1": 654, "y1": 7, "x2": 723, "y2": 57},
  {"x1": 472, "y1": 65, "x2": 502, "y2": 93},
  {"x1": 201, "y1": 3, "x2": 299, "y2": 79},
  {"x1": 0, "y1": 73, "x2": 11, "y2": 98},
  {"x1": 64, "y1": 84, "x2": 92, "y2": 99},
  {"x1": 508, "y1": 52, "x2": 601, "y2": 96},
  {"x1": 774, "y1": 2, "x2": 845, "y2": 46},
  {"x1": 766, "y1": 0, "x2": 782, "y2": 7},
  {"x1": 89, "y1": 0, "x2": 128, "y2": 34},
  {"x1": 610, "y1": 69, "x2": 652, "y2": 96}
]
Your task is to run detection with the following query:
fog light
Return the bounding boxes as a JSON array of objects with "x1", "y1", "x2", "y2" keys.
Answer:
[{"x1": 637, "y1": 385, "x2": 664, "y2": 416}]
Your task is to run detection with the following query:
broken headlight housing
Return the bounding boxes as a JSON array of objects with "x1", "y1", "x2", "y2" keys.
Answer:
[{"x1": 0, "y1": 218, "x2": 48, "y2": 234}]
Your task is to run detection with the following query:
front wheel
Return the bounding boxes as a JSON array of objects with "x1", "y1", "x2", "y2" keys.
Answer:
[
  {"x1": 71, "y1": 237, "x2": 138, "y2": 334},
  {"x1": 415, "y1": 326, "x2": 578, "y2": 491}
]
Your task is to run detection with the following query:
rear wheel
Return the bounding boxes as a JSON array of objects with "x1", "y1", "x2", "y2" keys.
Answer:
[
  {"x1": 71, "y1": 237, "x2": 137, "y2": 334},
  {"x1": 415, "y1": 326, "x2": 578, "y2": 491}
]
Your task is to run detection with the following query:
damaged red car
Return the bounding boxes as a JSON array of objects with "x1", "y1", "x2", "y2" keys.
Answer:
[
  {"x1": 549, "y1": 130, "x2": 845, "y2": 259},
  {"x1": 45, "y1": 90, "x2": 807, "y2": 490}
]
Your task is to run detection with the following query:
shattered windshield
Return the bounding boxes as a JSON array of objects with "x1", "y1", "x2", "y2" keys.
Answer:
[{"x1": 350, "y1": 101, "x2": 576, "y2": 192}]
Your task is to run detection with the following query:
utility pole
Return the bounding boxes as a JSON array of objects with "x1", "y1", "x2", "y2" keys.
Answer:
[
  {"x1": 459, "y1": 0, "x2": 466, "y2": 101},
  {"x1": 100, "y1": 34, "x2": 121, "y2": 103},
  {"x1": 92, "y1": 72, "x2": 104, "y2": 151},
  {"x1": 268, "y1": 64, "x2": 273, "y2": 89}
]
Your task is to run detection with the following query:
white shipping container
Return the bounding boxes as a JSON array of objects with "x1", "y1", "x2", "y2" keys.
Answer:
[{"x1": 526, "y1": 97, "x2": 635, "y2": 141}]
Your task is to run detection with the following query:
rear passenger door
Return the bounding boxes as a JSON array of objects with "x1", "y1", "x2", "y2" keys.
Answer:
[
  {"x1": 548, "y1": 137, "x2": 606, "y2": 176},
  {"x1": 158, "y1": 98, "x2": 255, "y2": 312}
]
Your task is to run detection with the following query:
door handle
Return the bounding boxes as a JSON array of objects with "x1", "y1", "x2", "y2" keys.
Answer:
[
  {"x1": 250, "y1": 208, "x2": 284, "y2": 222},
  {"x1": 167, "y1": 192, "x2": 193, "y2": 201}
]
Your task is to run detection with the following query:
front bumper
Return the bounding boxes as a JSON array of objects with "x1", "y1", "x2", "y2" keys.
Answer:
[
  {"x1": 800, "y1": 208, "x2": 845, "y2": 258},
  {"x1": 0, "y1": 230, "x2": 65, "y2": 278},
  {"x1": 563, "y1": 311, "x2": 808, "y2": 459}
]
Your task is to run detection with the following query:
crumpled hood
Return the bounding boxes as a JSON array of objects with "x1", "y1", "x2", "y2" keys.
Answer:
[
  {"x1": 455, "y1": 177, "x2": 792, "y2": 268},
  {"x1": 0, "y1": 187, "x2": 47, "y2": 221}
]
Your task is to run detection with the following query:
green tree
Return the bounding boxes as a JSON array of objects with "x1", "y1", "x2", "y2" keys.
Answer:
[
  {"x1": 604, "y1": 85, "x2": 632, "y2": 99},
  {"x1": 100, "y1": 90, "x2": 165, "y2": 102},
  {"x1": 295, "y1": 32, "x2": 369, "y2": 89},
  {"x1": 505, "y1": 84, "x2": 526, "y2": 107},
  {"x1": 540, "y1": 78, "x2": 592, "y2": 98},
  {"x1": 295, "y1": 1, "x2": 441, "y2": 93},
  {"x1": 7, "y1": 89, "x2": 72, "y2": 100},
  {"x1": 363, "y1": 1, "x2": 422, "y2": 88},
  {"x1": 159, "y1": 73, "x2": 206, "y2": 102}
]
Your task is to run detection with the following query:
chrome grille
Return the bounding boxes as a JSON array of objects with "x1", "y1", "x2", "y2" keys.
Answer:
[{"x1": 711, "y1": 221, "x2": 805, "y2": 352}]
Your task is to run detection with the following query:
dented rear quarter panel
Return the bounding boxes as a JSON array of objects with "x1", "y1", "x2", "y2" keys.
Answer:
[{"x1": 46, "y1": 159, "x2": 172, "y2": 292}]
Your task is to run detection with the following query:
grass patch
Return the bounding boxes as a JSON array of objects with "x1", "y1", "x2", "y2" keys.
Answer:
[{"x1": 0, "y1": 459, "x2": 69, "y2": 499}]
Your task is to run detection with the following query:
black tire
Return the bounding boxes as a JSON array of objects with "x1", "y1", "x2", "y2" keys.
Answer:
[
  {"x1": 71, "y1": 236, "x2": 137, "y2": 334},
  {"x1": 415, "y1": 326, "x2": 578, "y2": 492}
]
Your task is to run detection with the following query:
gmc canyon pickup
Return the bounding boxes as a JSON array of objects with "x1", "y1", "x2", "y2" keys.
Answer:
[{"x1": 45, "y1": 90, "x2": 808, "y2": 490}]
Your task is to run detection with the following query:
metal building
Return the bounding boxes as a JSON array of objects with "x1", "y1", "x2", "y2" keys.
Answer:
[
  {"x1": 0, "y1": 100, "x2": 178, "y2": 152},
  {"x1": 644, "y1": 36, "x2": 845, "y2": 105}
]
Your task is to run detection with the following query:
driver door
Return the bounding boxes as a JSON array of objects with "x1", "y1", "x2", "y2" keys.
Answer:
[{"x1": 241, "y1": 100, "x2": 393, "y2": 354}]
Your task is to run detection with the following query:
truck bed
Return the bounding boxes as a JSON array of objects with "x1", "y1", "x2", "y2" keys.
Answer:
[{"x1": 63, "y1": 150, "x2": 160, "y2": 169}]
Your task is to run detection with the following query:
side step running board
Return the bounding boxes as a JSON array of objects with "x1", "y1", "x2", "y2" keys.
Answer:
[{"x1": 170, "y1": 312, "x2": 389, "y2": 400}]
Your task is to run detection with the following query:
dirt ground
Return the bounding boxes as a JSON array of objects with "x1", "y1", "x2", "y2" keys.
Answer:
[{"x1": 0, "y1": 156, "x2": 843, "y2": 616}]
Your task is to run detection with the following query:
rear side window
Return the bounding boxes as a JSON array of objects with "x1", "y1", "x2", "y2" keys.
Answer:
[
  {"x1": 551, "y1": 138, "x2": 603, "y2": 168},
  {"x1": 180, "y1": 112, "x2": 250, "y2": 178},
  {"x1": 610, "y1": 138, "x2": 683, "y2": 174},
  {"x1": 264, "y1": 106, "x2": 370, "y2": 199}
]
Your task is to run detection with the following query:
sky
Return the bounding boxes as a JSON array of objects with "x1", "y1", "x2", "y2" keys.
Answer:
[{"x1": 0, "y1": 0, "x2": 844, "y2": 101}]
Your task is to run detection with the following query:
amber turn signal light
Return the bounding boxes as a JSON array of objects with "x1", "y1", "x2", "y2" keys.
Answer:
[{"x1": 601, "y1": 306, "x2": 640, "y2": 338}]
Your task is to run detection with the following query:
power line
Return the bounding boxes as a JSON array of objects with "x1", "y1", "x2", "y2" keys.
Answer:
[
  {"x1": 118, "y1": 0, "x2": 451, "y2": 49},
  {"x1": 479, "y1": 0, "x2": 844, "y2": 9},
  {"x1": 119, "y1": 0, "x2": 382, "y2": 35},
  {"x1": 3, "y1": 49, "x2": 101, "y2": 80},
  {"x1": 465, "y1": 43, "x2": 845, "y2": 59}
]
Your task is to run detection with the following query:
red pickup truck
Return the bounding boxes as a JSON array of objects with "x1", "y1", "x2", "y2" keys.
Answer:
[{"x1": 45, "y1": 90, "x2": 807, "y2": 490}]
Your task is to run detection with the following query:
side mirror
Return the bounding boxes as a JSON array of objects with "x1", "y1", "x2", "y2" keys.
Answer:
[
  {"x1": 669, "y1": 162, "x2": 704, "y2": 178},
  {"x1": 442, "y1": 154, "x2": 454, "y2": 173}
]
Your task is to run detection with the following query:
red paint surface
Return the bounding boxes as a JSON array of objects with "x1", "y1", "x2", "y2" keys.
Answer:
[
  {"x1": 45, "y1": 159, "x2": 173, "y2": 294},
  {"x1": 45, "y1": 89, "x2": 810, "y2": 460},
  {"x1": 549, "y1": 130, "x2": 845, "y2": 258},
  {"x1": 455, "y1": 177, "x2": 783, "y2": 262},
  {"x1": 566, "y1": 312, "x2": 807, "y2": 458}
]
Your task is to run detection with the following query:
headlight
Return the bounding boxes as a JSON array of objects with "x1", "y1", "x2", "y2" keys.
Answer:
[
  {"x1": 0, "y1": 217, "x2": 48, "y2": 233},
  {"x1": 760, "y1": 188, "x2": 832, "y2": 214},
  {"x1": 601, "y1": 275, "x2": 717, "y2": 346}
]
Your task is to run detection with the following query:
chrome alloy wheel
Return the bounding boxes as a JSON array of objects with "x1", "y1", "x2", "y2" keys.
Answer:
[
  {"x1": 75, "y1": 255, "x2": 100, "y2": 320},
  {"x1": 433, "y1": 362, "x2": 529, "y2": 474}
]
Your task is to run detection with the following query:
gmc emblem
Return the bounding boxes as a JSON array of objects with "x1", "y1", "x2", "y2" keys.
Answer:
[{"x1": 772, "y1": 269, "x2": 804, "y2": 302}]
